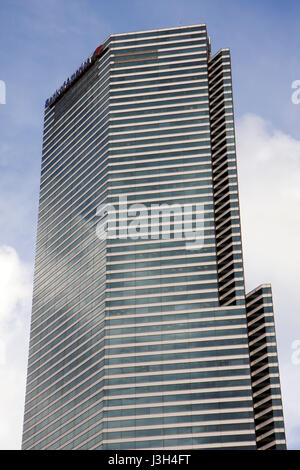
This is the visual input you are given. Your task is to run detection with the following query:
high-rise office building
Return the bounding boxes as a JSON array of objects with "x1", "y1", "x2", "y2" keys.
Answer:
[{"x1": 22, "y1": 24, "x2": 286, "y2": 450}]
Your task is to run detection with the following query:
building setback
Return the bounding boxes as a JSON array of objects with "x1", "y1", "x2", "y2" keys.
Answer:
[{"x1": 22, "y1": 24, "x2": 286, "y2": 450}]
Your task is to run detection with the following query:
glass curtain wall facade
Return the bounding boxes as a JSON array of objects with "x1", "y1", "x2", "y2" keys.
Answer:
[{"x1": 22, "y1": 24, "x2": 286, "y2": 450}]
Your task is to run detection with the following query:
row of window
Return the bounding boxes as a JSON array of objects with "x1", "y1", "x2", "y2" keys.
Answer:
[
  {"x1": 110, "y1": 67, "x2": 208, "y2": 85},
  {"x1": 27, "y1": 417, "x2": 255, "y2": 450},
  {"x1": 110, "y1": 82, "x2": 208, "y2": 99},
  {"x1": 28, "y1": 339, "x2": 251, "y2": 408},
  {"x1": 27, "y1": 341, "x2": 251, "y2": 412},
  {"x1": 29, "y1": 311, "x2": 246, "y2": 376},
  {"x1": 31, "y1": 318, "x2": 249, "y2": 376},
  {"x1": 41, "y1": 127, "x2": 109, "y2": 198},
  {"x1": 33, "y1": 236, "x2": 105, "y2": 298},
  {"x1": 110, "y1": 124, "x2": 210, "y2": 141},
  {"x1": 31, "y1": 291, "x2": 239, "y2": 348},
  {"x1": 112, "y1": 39, "x2": 208, "y2": 56},
  {"x1": 29, "y1": 320, "x2": 248, "y2": 385},
  {"x1": 43, "y1": 73, "x2": 110, "y2": 157},
  {"x1": 31, "y1": 302, "x2": 245, "y2": 359},
  {"x1": 36, "y1": 195, "x2": 216, "y2": 263},
  {"x1": 42, "y1": 114, "x2": 109, "y2": 179},
  {"x1": 24, "y1": 405, "x2": 254, "y2": 446},
  {"x1": 39, "y1": 155, "x2": 214, "y2": 225},
  {"x1": 112, "y1": 49, "x2": 207, "y2": 68},
  {"x1": 111, "y1": 56, "x2": 207, "y2": 74},
  {"x1": 24, "y1": 381, "x2": 256, "y2": 435},
  {"x1": 25, "y1": 369, "x2": 253, "y2": 435}
]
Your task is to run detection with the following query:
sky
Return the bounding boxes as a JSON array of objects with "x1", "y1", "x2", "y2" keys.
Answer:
[{"x1": 0, "y1": 0, "x2": 300, "y2": 449}]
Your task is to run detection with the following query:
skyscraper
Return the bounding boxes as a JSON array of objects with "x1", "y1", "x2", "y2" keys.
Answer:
[{"x1": 22, "y1": 24, "x2": 286, "y2": 450}]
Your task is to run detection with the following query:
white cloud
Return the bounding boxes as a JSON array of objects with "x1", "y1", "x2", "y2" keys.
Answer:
[
  {"x1": 236, "y1": 113, "x2": 300, "y2": 449},
  {"x1": 0, "y1": 246, "x2": 32, "y2": 449}
]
